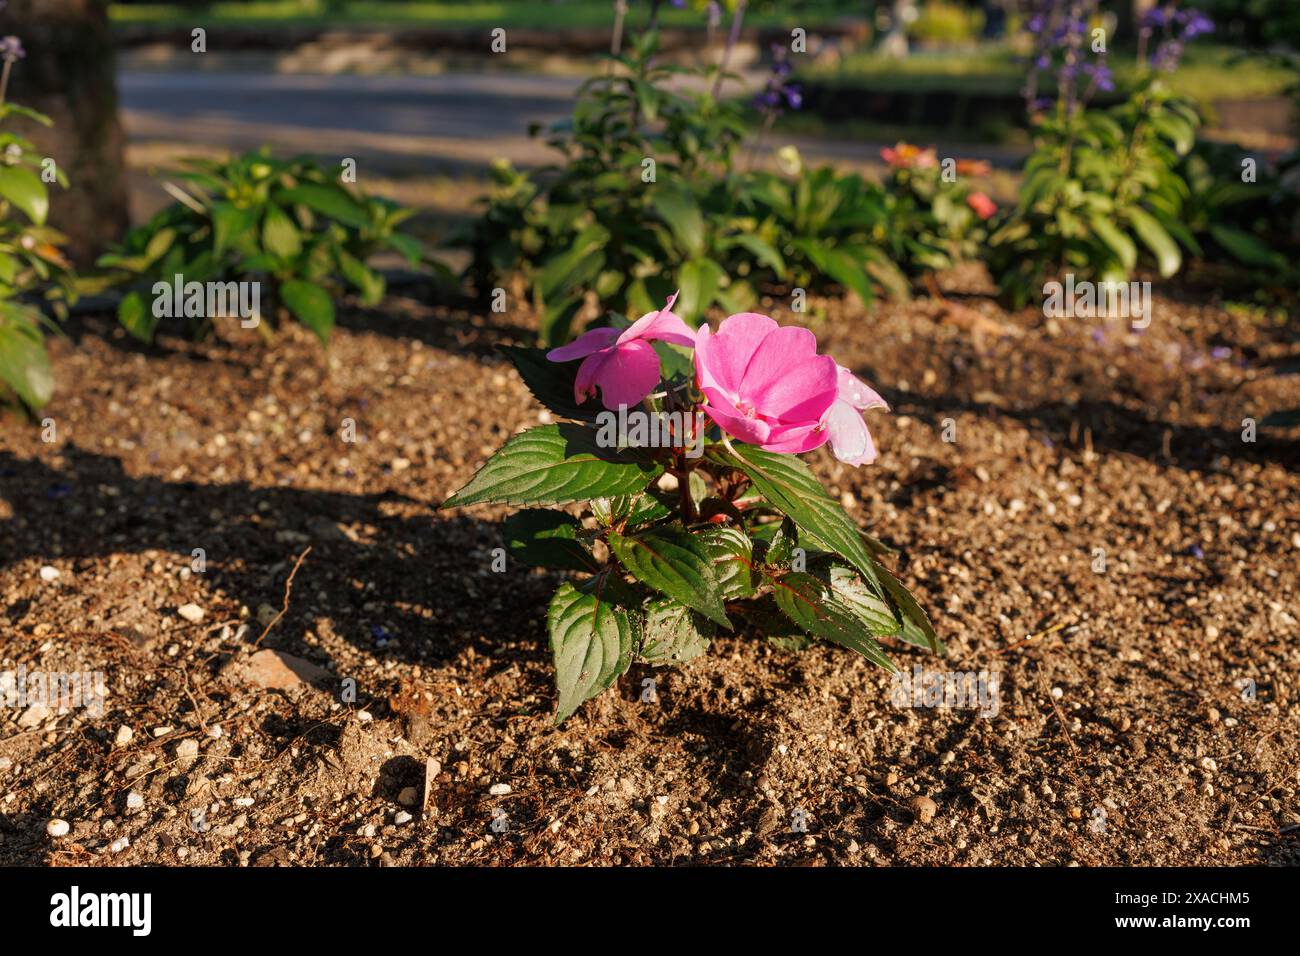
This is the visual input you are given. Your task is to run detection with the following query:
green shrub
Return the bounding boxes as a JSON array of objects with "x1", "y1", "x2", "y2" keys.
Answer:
[
  {"x1": 98, "y1": 148, "x2": 438, "y2": 346},
  {"x1": 0, "y1": 50, "x2": 76, "y2": 414},
  {"x1": 458, "y1": 30, "x2": 912, "y2": 344},
  {"x1": 988, "y1": 76, "x2": 1202, "y2": 308}
]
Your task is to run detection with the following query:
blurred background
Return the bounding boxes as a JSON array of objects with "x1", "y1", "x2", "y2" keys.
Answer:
[{"x1": 5, "y1": 0, "x2": 1297, "y2": 263}]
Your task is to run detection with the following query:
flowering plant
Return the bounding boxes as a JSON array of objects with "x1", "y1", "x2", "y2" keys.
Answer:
[
  {"x1": 879, "y1": 142, "x2": 997, "y2": 275},
  {"x1": 988, "y1": 0, "x2": 1210, "y2": 306},
  {"x1": 443, "y1": 296, "x2": 941, "y2": 723}
]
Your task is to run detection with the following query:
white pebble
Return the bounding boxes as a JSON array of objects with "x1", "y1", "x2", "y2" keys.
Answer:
[
  {"x1": 1051, "y1": 687, "x2": 1064, "y2": 700},
  {"x1": 177, "y1": 603, "x2": 205, "y2": 623},
  {"x1": 46, "y1": 818, "x2": 70, "y2": 838},
  {"x1": 394, "y1": 810, "x2": 413, "y2": 825},
  {"x1": 39, "y1": 565, "x2": 61, "y2": 582},
  {"x1": 206, "y1": 723, "x2": 223, "y2": 739},
  {"x1": 488, "y1": 783, "x2": 511, "y2": 796},
  {"x1": 125, "y1": 791, "x2": 144, "y2": 811},
  {"x1": 109, "y1": 836, "x2": 130, "y2": 853},
  {"x1": 114, "y1": 725, "x2": 133, "y2": 747},
  {"x1": 151, "y1": 726, "x2": 173, "y2": 738}
]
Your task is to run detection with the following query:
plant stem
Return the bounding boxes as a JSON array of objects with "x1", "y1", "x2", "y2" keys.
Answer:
[{"x1": 710, "y1": 0, "x2": 748, "y2": 101}]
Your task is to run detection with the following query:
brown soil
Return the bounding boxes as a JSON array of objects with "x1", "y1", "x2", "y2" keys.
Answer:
[{"x1": 1, "y1": 274, "x2": 1298, "y2": 867}]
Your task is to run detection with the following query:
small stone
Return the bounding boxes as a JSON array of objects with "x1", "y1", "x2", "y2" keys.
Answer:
[
  {"x1": 39, "y1": 565, "x2": 61, "y2": 582},
  {"x1": 909, "y1": 795, "x2": 938, "y2": 824},
  {"x1": 17, "y1": 705, "x2": 49, "y2": 728},
  {"x1": 46, "y1": 818, "x2": 70, "y2": 838},
  {"x1": 687, "y1": 820, "x2": 700, "y2": 835},
  {"x1": 206, "y1": 723, "x2": 223, "y2": 739},
  {"x1": 394, "y1": 810, "x2": 413, "y2": 825},
  {"x1": 125, "y1": 791, "x2": 144, "y2": 811},
  {"x1": 227, "y1": 648, "x2": 332, "y2": 690},
  {"x1": 1067, "y1": 806, "x2": 1082, "y2": 820},
  {"x1": 177, "y1": 603, "x2": 205, "y2": 623},
  {"x1": 1050, "y1": 686, "x2": 1064, "y2": 700},
  {"x1": 397, "y1": 787, "x2": 418, "y2": 807},
  {"x1": 884, "y1": 771, "x2": 899, "y2": 787},
  {"x1": 369, "y1": 843, "x2": 383, "y2": 859},
  {"x1": 488, "y1": 783, "x2": 511, "y2": 796},
  {"x1": 1206, "y1": 708, "x2": 1220, "y2": 725},
  {"x1": 114, "y1": 725, "x2": 133, "y2": 747},
  {"x1": 172, "y1": 740, "x2": 200, "y2": 773},
  {"x1": 1200, "y1": 757, "x2": 1218, "y2": 773},
  {"x1": 152, "y1": 726, "x2": 173, "y2": 738},
  {"x1": 109, "y1": 836, "x2": 130, "y2": 853}
]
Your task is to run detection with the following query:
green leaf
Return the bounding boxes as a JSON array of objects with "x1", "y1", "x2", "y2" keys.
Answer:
[
  {"x1": 698, "y1": 526, "x2": 758, "y2": 600},
  {"x1": 0, "y1": 302, "x2": 53, "y2": 409},
  {"x1": 499, "y1": 344, "x2": 602, "y2": 424},
  {"x1": 211, "y1": 202, "x2": 259, "y2": 258},
  {"x1": 117, "y1": 290, "x2": 160, "y2": 343},
  {"x1": 591, "y1": 493, "x2": 671, "y2": 529},
  {"x1": 1088, "y1": 215, "x2": 1137, "y2": 273},
  {"x1": 727, "y1": 234, "x2": 786, "y2": 277},
  {"x1": 0, "y1": 166, "x2": 48, "y2": 225},
  {"x1": 650, "y1": 185, "x2": 706, "y2": 259},
  {"x1": 822, "y1": 565, "x2": 900, "y2": 636},
  {"x1": 876, "y1": 560, "x2": 944, "y2": 654},
  {"x1": 278, "y1": 183, "x2": 370, "y2": 228},
  {"x1": 502, "y1": 509, "x2": 599, "y2": 572},
  {"x1": 640, "y1": 598, "x2": 713, "y2": 665},
  {"x1": 1208, "y1": 225, "x2": 1283, "y2": 268},
  {"x1": 770, "y1": 571, "x2": 895, "y2": 671},
  {"x1": 608, "y1": 528, "x2": 730, "y2": 627},
  {"x1": 337, "y1": 249, "x2": 385, "y2": 305},
  {"x1": 443, "y1": 423, "x2": 663, "y2": 508},
  {"x1": 1126, "y1": 207, "x2": 1181, "y2": 278},
  {"x1": 279, "y1": 279, "x2": 335, "y2": 345},
  {"x1": 549, "y1": 581, "x2": 636, "y2": 724},
  {"x1": 676, "y1": 257, "x2": 724, "y2": 322},
  {"x1": 262, "y1": 204, "x2": 303, "y2": 260},
  {"x1": 717, "y1": 443, "x2": 886, "y2": 599}
]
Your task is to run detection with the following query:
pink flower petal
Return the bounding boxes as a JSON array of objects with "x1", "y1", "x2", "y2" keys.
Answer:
[
  {"x1": 744, "y1": 345, "x2": 838, "y2": 422},
  {"x1": 620, "y1": 308, "x2": 696, "y2": 348},
  {"x1": 824, "y1": 400, "x2": 879, "y2": 466},
  {"x1": 593, "y1": 339, "x2": 662, "y2": 410},
  {"x1": 700, "y1": 400, "x2": 773, "y2": 446},
  {"x1": 761, "y1": 420, "x2": 831, "y2": 454},
  {"x1": 836, "y1": 365, "x2": 889, "y2": 411},
  {"x1": 574, "y1": 351, "x2": 610, "y2": 404},
  {"x1": 695, "y1": 312, "x2": 779, "y2": 396},
  {"x1": 547, "y1": 327, "x2": 620, "y2": 363}
]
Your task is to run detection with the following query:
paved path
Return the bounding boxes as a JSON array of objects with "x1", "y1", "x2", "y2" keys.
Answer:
[{"x1": 119, "y1": 69, "x2": 1027, "y2": 182}]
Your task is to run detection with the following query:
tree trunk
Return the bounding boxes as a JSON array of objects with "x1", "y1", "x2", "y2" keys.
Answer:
[{"x1": 0, "y1": 0, "x2": 129, "y2": 264}]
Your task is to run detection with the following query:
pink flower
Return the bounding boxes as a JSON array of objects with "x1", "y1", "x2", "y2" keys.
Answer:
[
  {"x1": 693, "y1": 313, "x2": 838, "y2": 453},
  {"x1": 546, "y1": 294, "x2": 696, "y2": 410},
  {"x1": 821, "y1": 365, "x2": 889, "y2": 467},
  {"x1": 967, "y1": 191, "x2": 997, "y2": 220},
  {"x1": 881, "y1": 142, "x2": 938, "y2": 170}
]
